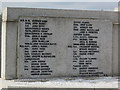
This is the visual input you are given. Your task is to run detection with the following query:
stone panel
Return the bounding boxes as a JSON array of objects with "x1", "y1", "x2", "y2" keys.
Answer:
[
  {"x1": 1, "y1": 8, "x2": 118, "y2": 79},
  {"x1": 17, "y1": 17, "x2": 112, "y2": 79}
]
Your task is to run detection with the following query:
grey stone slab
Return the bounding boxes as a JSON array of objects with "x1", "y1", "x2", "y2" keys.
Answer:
[
  {"x1": 1, "y1": 8, "x2": 119, "y2": 79},
  {"x1": 4, "y1": 88, "x2": 95, "y2": 90},
  {"x1": 2, "y1": 8, "x2": 118, "y2": 23},
  {"x1": 113, "y1": 24, "x2": 119, "y2": 76},
  {"x1": 2, "y1": 88, "x2": 117, "y2": 90},
  {"x1": 2, "y1": 88, "x2": 119, "y2": 90},
  {"x1": 1, "y1": 21, "x2": 18, "y2": 79},
  {"x1": 17, "y1": 17, "x2": 112, "y2": 79},
  {"x1": 94, "y1": 88, "x2": 118, "y2": 90},
  {"x1": 118, "y1": 20, "x2": 120, "y2": 76},
  {"x1": 0, "y1": 14, "x2": 1, "y2": 78}
]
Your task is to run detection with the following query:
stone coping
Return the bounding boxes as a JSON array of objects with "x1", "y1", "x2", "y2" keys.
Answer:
[{"x1": 0, "y1": 77, "x2": 119, "y2": 89}]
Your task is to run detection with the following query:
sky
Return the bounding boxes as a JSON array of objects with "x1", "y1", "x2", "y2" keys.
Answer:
[
  {"x1": 0, "y1": 1, "x2": 119, "y2": 13},
  {"x1": 1, "y1": 0, "x2": 119, "y2": 2}
]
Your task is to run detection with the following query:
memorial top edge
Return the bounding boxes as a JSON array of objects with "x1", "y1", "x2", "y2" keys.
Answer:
[{"x1": 2, "y1": 7, "x2": 118, "y2": 22}]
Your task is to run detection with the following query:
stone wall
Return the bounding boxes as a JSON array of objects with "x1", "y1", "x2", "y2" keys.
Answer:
[
  {"x1": 0, "y1": 14, "x2": 1, "y2": 78},
  {"x1": 1, "y1": 8, "x2": 119, "y2": 79}
]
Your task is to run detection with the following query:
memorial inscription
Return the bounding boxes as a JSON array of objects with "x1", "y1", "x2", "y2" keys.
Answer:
[
  {"x1": 17, "y1": 17, "x2": 112, "y2": 79},
  {"x1": 73, "y1": 21, "x2": 105, "y2": 77},
  {"x1": 18, "y1": 17, "x2": 57, "y2": 78}
]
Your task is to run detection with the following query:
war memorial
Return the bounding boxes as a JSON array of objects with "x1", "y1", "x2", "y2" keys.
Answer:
[{"x1": 0, "y1": 7, "x2": 119, "y2": 89}]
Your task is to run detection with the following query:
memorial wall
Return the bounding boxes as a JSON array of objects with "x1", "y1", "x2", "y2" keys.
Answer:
[
  {"x1": 0, "y1": 14, "x2": 1, "y2": 78},
  {"x1": 1, "y1": 8, "x2": 119, "y2": 79}
]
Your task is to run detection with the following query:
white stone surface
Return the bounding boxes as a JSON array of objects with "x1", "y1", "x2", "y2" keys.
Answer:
[
  {"x1": 1, "y1": 8, "x2": 119, "y2": 79},
  {"x1": 0, "y1": 77, "x2": 119, "y2": 89}
]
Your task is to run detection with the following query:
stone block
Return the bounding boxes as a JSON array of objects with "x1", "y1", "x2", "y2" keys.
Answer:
[
  {"x1": 0, "y1": 14, "x2": 2, "y2": 78},
  {"x1": 1, "y1": 8, "x2": 119, "y2": 79},
  {"x1": 17, "y1": 17, "x2": 112, "y2": 79}
]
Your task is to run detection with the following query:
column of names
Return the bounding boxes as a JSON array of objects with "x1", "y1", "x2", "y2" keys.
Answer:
[
  {"x1": 19, "y1": 18, "x2": 56, "y2": 76},
  {"x1": 73, "y1": 21, "x2": 106, "y2": 77}
]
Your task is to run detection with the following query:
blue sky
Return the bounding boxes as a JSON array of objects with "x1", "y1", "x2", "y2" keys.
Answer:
[{"x1": 0, "y1": 1, "x2": 119, "y2": 13}]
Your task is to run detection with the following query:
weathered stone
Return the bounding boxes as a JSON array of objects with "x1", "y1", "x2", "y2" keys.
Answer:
[
  {"x1": 1, "y1": 8, "x2": 119, "y2": 79},
  {"x1": 17, "y1": 17, "x2": 112, "y2": 79},
  {"x1": 0, "y1": 14, "x2": 1, "y2": 78},
  {"x1": 0, "y1": 77, "x2": 118, "y2": 89}
]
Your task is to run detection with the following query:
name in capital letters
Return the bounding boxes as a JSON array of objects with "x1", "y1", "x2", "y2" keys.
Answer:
[
  {"x1": 20, "y1": 18, "x2": 57, "y2": 76},
  {"x1": 73, "y1": 21, "x2": 107, "y2": 77}
]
